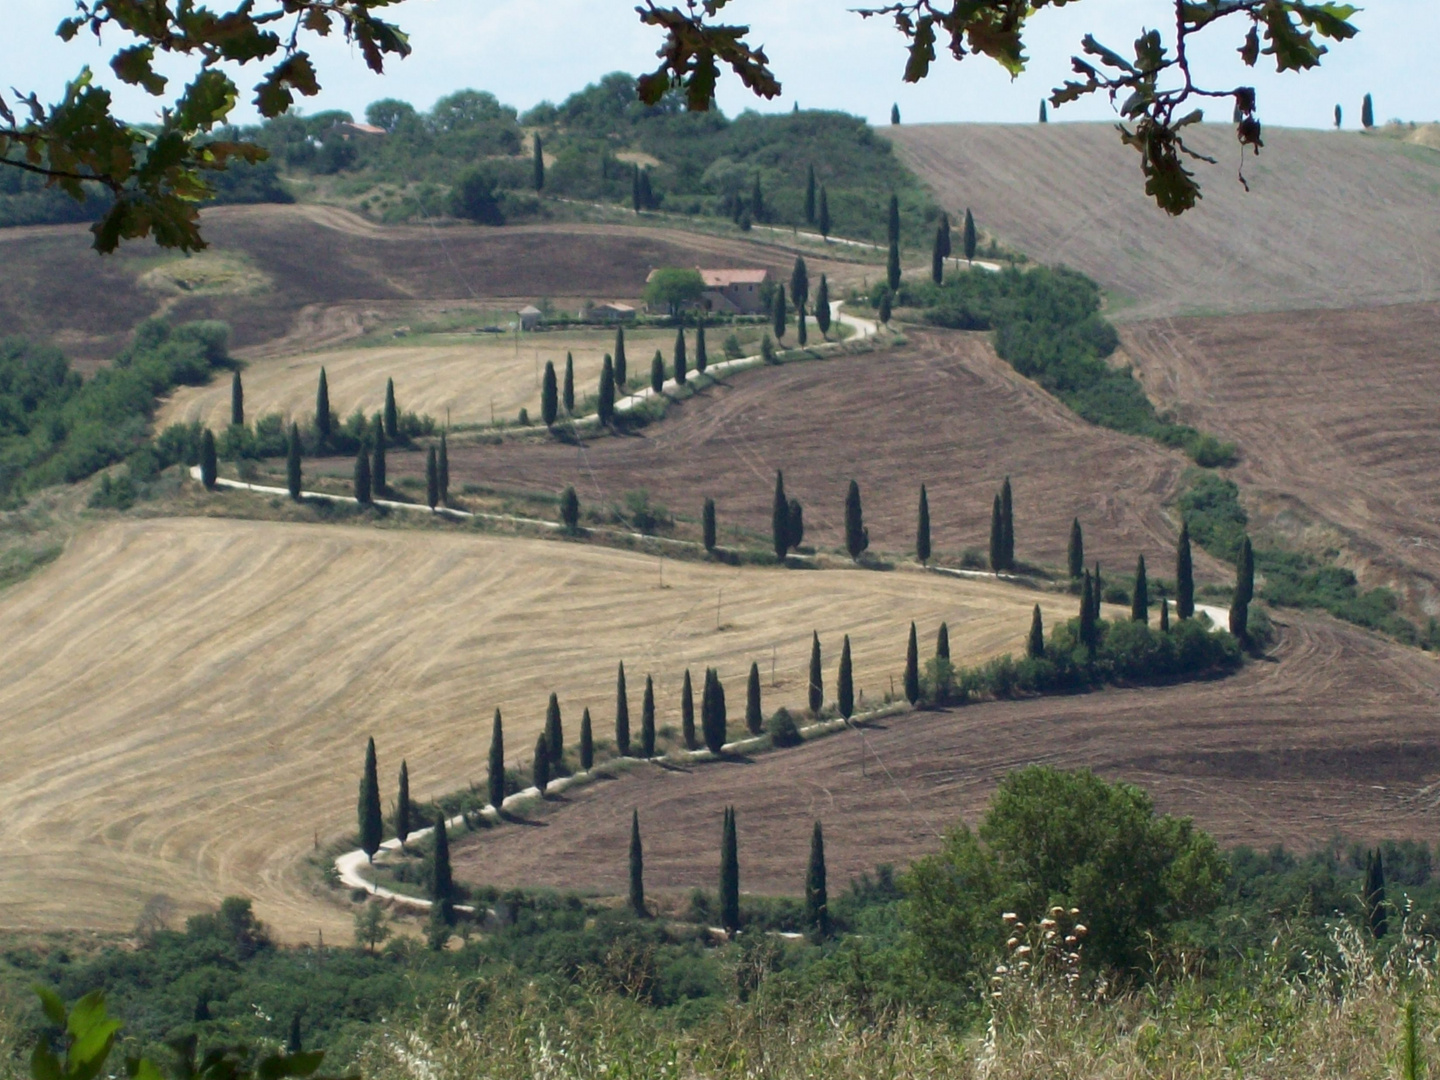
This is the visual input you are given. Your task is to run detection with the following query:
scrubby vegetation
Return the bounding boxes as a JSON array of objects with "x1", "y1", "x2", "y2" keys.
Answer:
[{"x1": 897, "y1": 267, "x2": 1236, "y2": 466}]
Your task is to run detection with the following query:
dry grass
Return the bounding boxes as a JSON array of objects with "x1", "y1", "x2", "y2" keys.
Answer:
[{"x1": 0, "y1": 513, "x2": 1060, "y2": 939}]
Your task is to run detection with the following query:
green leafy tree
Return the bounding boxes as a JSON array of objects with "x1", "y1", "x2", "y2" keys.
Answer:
[
  {"x1": 720, "y1": 805, "x2": 740, "y2": 933},
  {"x1": 614, "y1": 327, "x2": 628, "y2": 386},
  {"x1": 681, "y1": 669, "x2": 697, "y2": 750},
  {"x1": 645, "y1": 268, "x2": 705, "y2": 318},
  {"x1": 989, "y1": 494, "x2": 1004, "y2": 571},
  {"x1": 1028, "y1": 604, "x2": 1046, "y2": 658},
  {"x1": 805, "y1": 164, "x2": 817, "y2": 223},
  {"x1": 452, "y1": 170, "x2": 503, "y2": 224},
  {"x1": 231, "y1": 370, "x2": 244, "y2": 427},
  {"x1": 353, "y1": 446, "x2": 372, "y2": 505},
  {"x1": 916, "y1": 484, "x2": 931, "y2": 564},
  {"x1": 674, "y1": 327, "x2": 688, "y2": 385},
  {"x1": 1000, "y1": 476, "x2": 1014, "y2": 569},
  {"x1": 371, "y1": 422, "x2": 386, "y2": 495},
  {"x1": 806, "y1": 820, "x2": 830, "y2": 940},
  {"x1": 1079, "y1": 571, "x2": 1098, "y2": 653},
  {"x1": 533, "y1": 732, "x2": 550, "y2": 794},
  {"x1": 791, "y1": 257, "x2": 810, "y2": 309},
  {"x1": 598, "y1": 355, "x2": 616, "y2": 425},
  {"x1": 395, "y1": 759, "x2": 411, "y2": 850},
  {"x1": 629, "y1": 809, "x2": 646, "y2": 917},
  {"x1": 286, "y1": 422, "x2": 302, "y2": 500},
  {"x1": 563, "y1": 353, "x2": 575, "y2": 413},
  {"x1": 545, "y1": 692, "x2": 564, "y2": 771},
  {"x1": 1132, "y1": 554, "x2": 1149, "y2": 623},
  {"x1": 384, "y1": 378, "x2": 398, "y2": 439},
  {"x1": 963, "y1": 209, "x2": 978, "y2": 263},
  {"x1": 844, "y1": 479, "x2": 869, "y2": 560},
  {"x1": 579, "y1": 707, "x2": 594, "y2": 771},
  {"x1": 1362, "y1": 92, "x2": 1375, "y2": 129},
  {"x1": 615, "y1": 662, "x2": 631, "y2": 756},
  {"x1": 651, "y1": 350, "x2": 665, "y2": 394},
  {"x1": 358, "y1": 737, "x2": 382, "y2": 862},
  {"x1": 560, "y1": 485, "x2": 580, "y2": 530},
  {"x1": 1068, "y1": 518, "x2": 1084, "y2": 578},
  {"x1": 815, "y1": 275, "x2": 831, "y2": 337},
  {"x1": 315, "y1": 368, "x2": 331, "y2": 449},
  {"x1": 641, "y1": 675, "x2": 657, "y2": 757},
  {"x1": 424, "y1": 445, "x2": 438, "y2": 510},
  {"x1": 937, "y1": 622, "x2": 950, "y2": 662},
  {"x1": 532, "y1": 133, "x2": 544, "y2": 190},
  {"x1": 837, "y1": 635, "x2": 855, "y2": 719},
  {"x1": 438, "y1": 433, "x2": 449, "y2": 505},
  {"x1": 200, "y1": 427, "x2": 217, "y2": 489},
  {"x1": 695, "y1": 322, "x2": 708, "y2": 375},
  {"x1": 1176, "y1": 521, "x2": 1195, "y2": 620},
  {"x1": 773, "y1": 283, "x2": 788, "y2": 340},
  {"x1": 818, "y1": 187, "x2": 832, "y2": 239},
  {"x1": 541, "y1": 361, "x2": 558, "y2": 427},
  {"x1": 746, "y1": 661, "x2": 763, "y2": 735},
  {"x1": 354, "y1": 900, "x2": 389, "y2": 954},
  {"x1": 905, "y1": 621, "x2": 920, "y2": 704},
  {"x1": 431, "y1": 814, "x2": 454, "y2": 921},
  {"x1": 1229, "y1": 535, "x2": 1254, "y2": 641},
  {"x1": 809, "y1": 632, "x2": 823, "y2": 715},
  {"x1": 788, "y1": 497, "x2": 805, "y2": 549},
  {"x1": 488, "y1": 708, "x2": 505, "y2": 810},
  {"x1": 772, "y1": 470, "x2": 790, "y2": 562},
  {"x1": 703, "y1": 497, "x2": 717, "y2": 552}
]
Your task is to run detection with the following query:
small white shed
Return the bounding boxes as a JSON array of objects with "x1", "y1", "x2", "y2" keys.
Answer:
[{"x1": 518, "y1": 304, "x2": 542, "y2": 331}]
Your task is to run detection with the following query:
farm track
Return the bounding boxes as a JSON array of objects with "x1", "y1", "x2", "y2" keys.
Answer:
[{"x1": 454, "y1": 611, "x2": 1440, "y2": 900}]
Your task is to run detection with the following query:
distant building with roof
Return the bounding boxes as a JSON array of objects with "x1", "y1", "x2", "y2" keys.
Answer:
[
  {"x1": 646, "y1": 268, "x2": 773, "y2": 315},
  {"x1": 517, "y1": 304, "x2": 542, "y2": 331},
  {"x1": 590, "y1": 302, "x2": 637, "y2": 322},
  {"x1": 333, "y1": 121, "x2": 387, "y2": 138}
]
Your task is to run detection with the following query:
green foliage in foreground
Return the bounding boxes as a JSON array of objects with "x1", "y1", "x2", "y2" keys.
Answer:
[{"x1": 901, "y1": 267, "x2": 1235, "y2": 467}]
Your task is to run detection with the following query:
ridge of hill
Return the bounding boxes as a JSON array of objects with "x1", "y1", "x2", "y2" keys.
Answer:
[{"x1": 889, "y1": 123, "x2": 1440, "y2": 320}]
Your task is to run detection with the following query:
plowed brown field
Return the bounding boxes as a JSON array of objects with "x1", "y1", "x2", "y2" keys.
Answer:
[
  {"x1": 1121, "y1": 302, "x2": 1440, "y2": 613},
  {"x1": 889, "y1": 123, "x2": 1440, "y2": 320},
  {"x1": 454, "y1": 612, "x2": 1440, "y2": 900}
]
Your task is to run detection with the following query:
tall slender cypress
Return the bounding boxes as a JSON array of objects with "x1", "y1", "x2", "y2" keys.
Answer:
[
  {"x1": 615, "y1": 662, "x2": 631, "y2": 756},
  {"x1": 631, "y1": 164, "x2": 641, "y2": 212},
  {"x1": 1230, "y1": 535, "x2": 1254, "y2": 642},
  {"x1": 231, "y1": 370, "x2": 244, "y2": 427},
  {"x1": 598, "y1": 355, "x2": 616, "y2": 425},
  {"x1": 887, "y1": 193, "x2": 900, "y2": 244},
  {"x1": 746, "y1": 662, "x2": 763, "y2": 735},
  {"x1": 989, "y1": 494, "x2": 1004, "y2": 571},
  {"x1": 650, "y1": 350, "x2": 664, "y2": 395},
  {"x1": 545, "y1": 693, "x2": 564, "y2": 771},
  {"x1": 773, "y1": 284, "x2": 788, "y2": 340},
  {"x1": 533, "y1": 732, "x2": 550, "y2": 795},
  {"x1": 815, "y1": 275, "x2": 831, "y2": 337},
  {"x1": 695, "y1": 322, "x2": 707, "y2": 375},
  {"x1": 703, "y1": 497, "x2": 717, "y2": 552},
  {"x1": 1092, "y1": 562, "x2": 1104, "y2": 620},
  {"x1": 772, "y1": 471, "x2": 790, "y2": 562},
  {"x1": 641, "y1": 675, "x2": 656, "y2": 757},
  {"x1": 353, "y1": 447, "x2": 372, "y2": 505},
  {"x1": 488, "y1": 709, "x2": 505, "y2": 810},
  {"x1": 371, "y1": 421, "x2": 386, "y2": 495},
  {"x1": 879, "y1": 289, "x2": 892, "y2": 324},
  {"x1": 837, "y1": 635, "x2": 854, "y2": 720},
  {"x1": 936, "y1": 622, "x2": 950, "y2": 661},
  {"x1": 629, "y1": 810, "x2": 645, "y2": 917},
  {"x1": 438, "y1": 433, "x2": 449, "y2": 506},
  {"x1": 681, "y1": 669, "x2": 697, "y2": 750},
  {"x1": 384, "y1": 377, "x2": 398, "y2": 439},
  {"x1": 1160, "y1": 597, "x2": 1171, "y2": 633},
  {"x1": 425, "y1": 446, "x2": 438, "y2": 509},
  {"x1": 818, "y1": 187, "x2": 830, "y2": 239},
  {"x1": 200, "y1": 428, "x2": 217, "y2": 489},
  {"x1": 1366, "y1": 847, "x2": 1388, "y2": 937},
  {"x1": 614, "y1": 326, "x2": 628, "y2": 386},
  {"x1": 315, "y1": 367, "x2": 331, "y2": 448},
  {"x1": 1361, "y1": 92, "x2": 1375, "y2": 129},
  {"x1": 286, "y1": 422, "x2": 302, "y2": 500},
  {"x1": 358, "y1": 737, "x2": 382, "y2": 862},
  {"x1": 887, "y1": 235, "x2": 901, "y2": 292},
  {"x1": 916, "y1": 484, "x2": 931, "y2": 565},
  {"x1": 1028, "y1": 604, "x2": 1045, "y2": 658},
  {"x1": 963, "y1": 209, "x2": 977, "y2": 262},
  {"x1": 1176, "y1": 522, "x2": 1195, "y2": 620},
  {"x1": 805, "y1": 820, "x2": 830, "y2": 939},
  {"x1": 541, "y1": 361, "x2": 558, "y2": 427},
  {"x1": 808, "y1": 632, "x2": 823, "y2": 715},
  {"x1": 287, "y1": 1014, "x2": 302, "y2": 1054},
  {"x1": 791, "y1": 257, "x2": 809, "y2": 309},
  {"x1": 701, "y1": 668, "x2": 727, "y2": 753},
  {"x1": 904, "y1": 622, "x2": 920, "y2": 705},
  {"x1": 1039, "y1": 100, "x2": 1049, "y2": 123},
  {"x1": 431, "y1": 815, "x2": 453, "y2": 921},
  {"x1": 1068, "y1": 518, "x2": 1084, "y2": 579},
  {"x1": 1000, "y1": 476, "x2": 1014, "y2": 569},
  {"x1": 579, "y1": 708, "x2": 594, "y2": 771},
  {"x1": 751, "y1": 174, "x2": 764, "y2": 223},
  {"x1": 720, "y1": 806, "x2": 740, "y2": 933},
  {"x1": 1079, "y1": 572, "x2": 1098, "y2": 653},
  {"x1": 797, "y1": 303, "x2": 807, "y2": 346},
  {"x1": 788, "y1": 498, "x2": 804, "y2": 549},
  {"x1": 844, "y1": 480, "x2": 868, "y2": 560},
  {"x1": 532, "y1": 133, "x2": 545, "y2": 190},
  {"x1": 562, "y1": 353, "x2": 575, "y2": 413},
  {"x1": 674, "y1": 327, "x2": 687, "y2": 385},
  {"x1": 805, "y1": 164, "x2": 817, "y2": 224},
  {"x1": 931, "y1": 225, "x2": 946, "y2": 285},
  {"x1": 396, "y1": 760, "x2": 411, "y2": 849},
  {"x1": 1132, "y1": 555, "x2": 1149, "y2": 623}
]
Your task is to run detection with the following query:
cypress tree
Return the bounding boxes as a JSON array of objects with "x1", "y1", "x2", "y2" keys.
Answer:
[
  {"x1": 598, "y1": 355, "x2": 615, "y2": 425},
  {"x1": 541, "y1": 361, "x2": 558, "y2": 427},
  {"x1": 809, "y1": 632, "x2": 823, "y2": 715},
  {"x1": 579, "y1": 707, "x2": 594, "y2": 771},
  {"x1": 631, "y1": 164, "x2": 641, "y2": 212},
  {"x1": 887, "y1": 193, "x2": 900, "y2": 244},
  {"x1": 1079, "y1": 572, "x2": 1098, "y2": 653},
  {"x1": 614, "y1": 327, "x2": 628, "y2": 386},
  {"x1": 989, "y1": 494, "x2": 1004, "y2": 571},
  {"x1": 1160, "y1": 596, "x2": 1170, "y2": 633},
  {"x1": 315, "y1": 367, "x2": 331, "y2": 449},
  {"x1": 938, "y1": 212, "x2": 951, "y2": 260},
  {"x1": 751, "y1": 174, "x2": 764, "y2": 223},
  {"x1": 804, "y1": 164, "x2": 816, "y2": 223},
  {"x1": 1028, "y1": 604, "x2": 1045, "y2": 658},
  {"x1": 963, "y1": 209, "x2": 977, "y2": 263},
  {"x1": 815, "y1": 275, "x2": 831, "y2": 337},
  {"x1": 788, "y1": 497, "x2": 804, "y2": 549},
  {"x1": 650, "y1": 350, "x2": 664, "y2": 394},
  {"x1": 797, "y1": 303, "x2": 808, "y2": 347},
  {"x1": 805, "y1": 820, "x2": 830, "y2": 940},
  {"x1": 818, "y1": 187, "x2": 831, "y2": 239},
  {"x1": 425, "y1": 446, "x2": 438, "y2": 510},
  {"x1": 396, "y1": 759, "x2": 411, "y2": 850},
  {"x1": 287, "y1": 1013, "x2": 302, "y2": 1054},
  {"x1": 887, "y1": 235, "x2": 901, "y2": 292},
  {"x1": 545, "y1": 692, "x2": 563, "y2": 771},
  {"x1": 674, "y1": 327, "x2": 687, "y2": 385},
  {"x1": 384, "y1": 377, "x2": 398, "y2": 439},
  {"x1": 878, "y1": 288, "x2": 892, "y2": 324},
  {"x1": 1334, "y1": 104, "x2": 1342, "y2": 128},
  {"x1": 641, "y1": 675, "x2": 656, "y2": 757},
  {"x1": 1230, "y1": 535, "x2": 1254, "y2": 642},
  {"x1": 438, "y1": 433, "x2": 449, "y2": 506},
  {"x1": 629, "y1": 810, "x2": 645, "y2": 917},
  {"x1": 931, "y1": 225, "x2": 945, "y2": 284},
  {"x1": 1039, "y1": 100, "x2": 1048, "y2": 123},
  {"x1": 703, "y1": 497, "x2": 717, "y2": 552},
  {"x1": 563, "y1": 353, "x2": 575, "y2": 413},
  {"x1": 746, "y1": 661, "x2": 763, "y2": 735},
  {"x1": 1366, "y1": 848, "x2": 1388, "y2": 937},
  {"x1": 559, "y1": 485, "x2": 579, "y2": 530},
  {"x1": 936, "y1": 622, "x2": 950, "y2": 661},
  {"x1": 1132, "y1": 554, "x2": 1149, "y2": 623},
  {"x1": 354, "y1": 447, "x2": 372, "y2": 505},
  {"x1": 837, "y1": 635, "x2": 854, "y2": 720},
  {"x1": 695, "y1": 322, "x2": 707, "y2": 375},
  {"x1": 844, "y1": 479, "x2": 868, "y2": 560},
  {"x1": 720, "y1": 806, "x2": 740, "y2": 933},
  {"x1": 904, "y1": 622, "x2": 919, "y2": 705},
  {"x1": 488, "y1": 708, "x2": 505, "y2": 810},
  {"x1": 286, "y1": 422, "x2": 302, "y2": 500},
  {"x1": 1361, "y1": 92, "x2": 1374, "y2": 129},
  {"x1": 532, "y1": 133, "x2": 544, "y2": 190},
  {"x1": 231, "y1": 370, "x2": 244, "y2": 427},
  {"x1": 891, "y1": 103, "x2": 900, "y2": 125},
  {"x1": 1092, "y1": 562, "x2": 1104, "y2": 620},
  {"x1": 639, "y1": 169, "x2": 654, "y2": 212},
  {"x1": 431, "y1": 814, "x2": 454, "y2": 921},
  {"x1": 533, "y1": 732, "x2": 550, "y2": 795},
  {"x1": 1000, "y1": 476, "x2": 1014, "y2": 569},
  {"x1": 791, "y1": 256, "x2": 809, "y2": 309},
  {"x1": 358, "y1": 737, "x2": 382, "y2": 862},
  {"x1": 1176, "y1": 521, "x2": 1195, "y2": 620},
  {"x1": 772, "y1": 471, "x2": 790, "y2": 561},
  {"x1": 371, "y1": 422, "x2": 386, "y2": 495},
  {"x1": 681, "y1": 669, "x2": 697, "y2": 750},
  {"x1": 701, "y1": 667, "x2": 728, "y2": 753},
  {"x1": 1068, "y1": 518, "x2": 1084, "y2": 578},
  {"x1": 200, "y1": 428, "x2": 217, "y2": 489},
  {"x1": 615, "y1": 662, "x2": 631, "y2": 755},
  {"x1": 773, "y1": 284, "x2": 788, "y2": 340}
]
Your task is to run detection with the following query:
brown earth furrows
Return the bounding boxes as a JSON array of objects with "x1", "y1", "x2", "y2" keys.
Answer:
[
  {"x1": 1120, "y1": 303, "x2": 1440, "y2": 613},
  {"x1": 403, "y1": 330, "x2": 1228, "y2": 583},
  {"x1": 888, "y1": 123, "x2": 1440, "y2": 320},
  {"x1": 453, "y1": 612, "x2": 1440, "y2": 900}
]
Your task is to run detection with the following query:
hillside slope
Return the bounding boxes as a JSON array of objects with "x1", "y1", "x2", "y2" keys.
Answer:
[{"x1": 890, "y1": 123, "x2": 1440, "y2": 320}]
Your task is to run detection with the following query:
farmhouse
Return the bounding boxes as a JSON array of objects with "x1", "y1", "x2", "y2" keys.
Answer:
[
  {"x1": 698, "y1": 268, "x2": 771, "y2": 314},
  {"x1": 590, "y1": 302, "x2": 637, "y2": 322}
]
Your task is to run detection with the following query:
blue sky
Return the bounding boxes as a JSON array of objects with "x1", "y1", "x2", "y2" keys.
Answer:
[{"x1": 9, "y1": 1, "x2": 1437, "y2": 130}]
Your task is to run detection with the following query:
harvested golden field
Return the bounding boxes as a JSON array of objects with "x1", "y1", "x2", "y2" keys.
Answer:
[
  {"x1": 890, "y1": 123, "x2": 1440, "y2": 319},
  {"x1": 0, "y1": 514, "x2": 1064, "y2": 937}
]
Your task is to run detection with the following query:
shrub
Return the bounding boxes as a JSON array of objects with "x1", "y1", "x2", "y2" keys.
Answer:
[{"x1": 766, "y1": 708, "x2": 802, "y2": 747}]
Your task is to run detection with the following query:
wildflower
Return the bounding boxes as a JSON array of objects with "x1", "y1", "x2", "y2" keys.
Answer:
[
  {"x1": 1006, "y1": 936, "x2": 1019, "y2": 948},
  {"x1": 1040, "y1": 918, "x2": 1057, "y2": 929},
  {"x1": 1003, "y1": 912, "x2": 1018, "y2": 923},
  {"x1": 1050, "y1": 906, "x2": 1065, "y2": 917},
  {"x1": 1074, "y1": 924, "x2": 1088, "y2": 936}
]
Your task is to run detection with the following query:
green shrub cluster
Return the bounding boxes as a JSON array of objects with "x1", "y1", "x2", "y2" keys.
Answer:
[{"x1": 902, "y1": 267, "x2": 1236, "y2": 466}]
